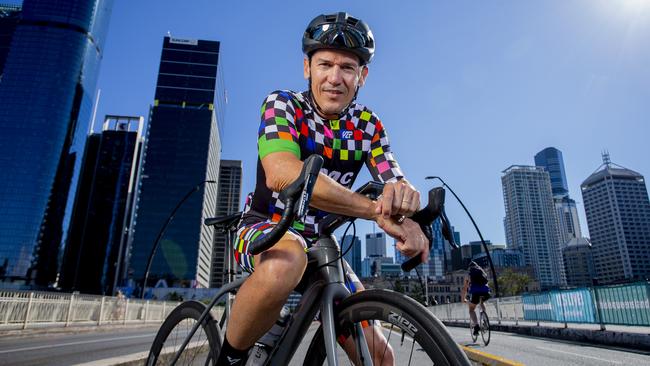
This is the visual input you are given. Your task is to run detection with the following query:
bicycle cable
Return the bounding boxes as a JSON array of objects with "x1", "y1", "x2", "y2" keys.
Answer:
[
  {"x1": 312, "y1": 219, "x2": 356, "y2": 274},
  {"x1": 414, "y1": 266, "x2": 428, "y2": 305}
]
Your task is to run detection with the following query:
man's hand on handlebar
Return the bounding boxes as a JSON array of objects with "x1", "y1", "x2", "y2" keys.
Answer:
[
  {"x1": 375, "y1": 179, "x2": 421, "y2": 218},
  {"x1": 376, "y1": 214, "x2": 429, "y2": 264}
]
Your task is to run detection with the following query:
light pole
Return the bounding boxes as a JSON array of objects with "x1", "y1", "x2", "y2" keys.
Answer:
[
  {"x1": 425, "y1": 176, "x2": 500, "y2": 298},
  {"x1": 141, "y1": 180, "x2": 216, "y2": 298}
]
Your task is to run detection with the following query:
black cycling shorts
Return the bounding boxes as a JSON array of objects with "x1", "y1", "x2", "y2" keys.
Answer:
[{"x1": 470, "y1": 292, "x2": 491, "y2": 305}]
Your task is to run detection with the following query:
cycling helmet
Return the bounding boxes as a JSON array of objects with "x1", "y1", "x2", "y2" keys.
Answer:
[
  {"x1": 468, "y1": 261, "x2": 479, "y2": 270},
  {"x1": 302, "y1": 12, "x2": 375, "y2": 65}
]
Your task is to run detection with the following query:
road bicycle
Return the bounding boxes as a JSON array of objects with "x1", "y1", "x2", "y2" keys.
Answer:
[
  {"x1": 146, "y1": 154, "x2": 472, "y2": 366},
  {"x1": 469, "y1": 298, "x2": 491, "y2": 346}
]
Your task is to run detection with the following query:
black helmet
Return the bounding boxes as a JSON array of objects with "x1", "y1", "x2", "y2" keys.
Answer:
[
  {"x1": 302, "y1": 12, "x2": 375, "y2": 65},
  {"x1": 468, "y1": 261, "x2": 479, "y2": 270}
]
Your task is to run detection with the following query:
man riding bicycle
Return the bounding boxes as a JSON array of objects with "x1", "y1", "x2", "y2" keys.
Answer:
[
  {"x1": 215, "y1": 12, "x2": 430, "y2": 366},
  {"x1": 461, "y1": 261, "x2": 491, "y2": 336}
]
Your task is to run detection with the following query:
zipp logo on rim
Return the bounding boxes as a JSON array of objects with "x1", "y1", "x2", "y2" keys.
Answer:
[{"x1": 388, "y1": 312, "x2": 418, "y2": 336}]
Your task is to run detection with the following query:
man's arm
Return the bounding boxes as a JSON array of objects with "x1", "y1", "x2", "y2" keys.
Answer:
[
  {"x1": 262, "y1": 151, "x2": 377, "y2": 219},
  {"x1": 262, "y1": 151, "x2": 430, "y2": 263}
]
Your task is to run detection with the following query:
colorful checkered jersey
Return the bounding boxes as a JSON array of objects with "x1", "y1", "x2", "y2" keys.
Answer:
[{"x1": 242, "y1": 90, "x2": 404, "y2": 240}]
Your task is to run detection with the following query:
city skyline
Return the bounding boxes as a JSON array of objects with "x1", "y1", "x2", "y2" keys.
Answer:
[
  {"x1": 89, "y1": 1, "x2": 650, "y2": 246},
  {"x1": 1, "y1": 0, "x2": 649, "y2": 285}
]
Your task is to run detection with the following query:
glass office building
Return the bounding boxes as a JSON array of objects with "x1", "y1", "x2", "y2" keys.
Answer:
[
  {"x1": 0, "y1": 0, "x2": 113, "y2": 287},
  {"x1": 342, "y1": 235, "x2": 362, "y2": 275},
  {"x1": 60, "y1": 116, "x2": 143, "y2": 295},
  {"x1": 534, "y1": 147, "x2": 569, "y2": 198},
  {"x1": 0, "y1": 3, "x2": 21, "y2": 77},
  {"x1": 128, "y1": 36, "x2": 222, "y2": 290},
  {"x1": 210, "y1": 159, "x2": 242, "y2": 288}
]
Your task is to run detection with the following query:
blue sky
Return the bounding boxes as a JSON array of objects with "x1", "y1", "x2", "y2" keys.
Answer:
[{"x1": 10, "y1": 1, "x2": 649, "y2": 256}]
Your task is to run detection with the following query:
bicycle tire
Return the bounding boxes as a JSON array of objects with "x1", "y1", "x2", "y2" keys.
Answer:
[
  {"x1": 303, "y1": 289, "x2": 471, "y2": 366},
  {"x1": 146, "y1": 300, "x2": 221, "y2": 366},
  {"x1": 480, "y1": 311, "x2": 490, "y2": 346},
  {"x1": 470, "y1": 320, "x2": 478, "y2": 344}
]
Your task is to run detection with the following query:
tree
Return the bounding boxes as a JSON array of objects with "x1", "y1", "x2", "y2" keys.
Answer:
[
  {"x1": 408, "y1": 280, "x2": 425, "y2": 305},
  {"x1": 496, "y1": 268, "x2": 531, "y2": 296},
  {"x1": 393, "y1": 279, "x2": 405, "y2": 294}
]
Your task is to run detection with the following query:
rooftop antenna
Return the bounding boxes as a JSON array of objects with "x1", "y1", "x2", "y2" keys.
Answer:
[{"x1": 602, "y1": 150, "x2": 611, "y2": 166}]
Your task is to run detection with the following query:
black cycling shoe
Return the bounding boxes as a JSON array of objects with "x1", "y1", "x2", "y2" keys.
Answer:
[{"x1": 473, "y1": 325, "x2": 480, "y2": 336}]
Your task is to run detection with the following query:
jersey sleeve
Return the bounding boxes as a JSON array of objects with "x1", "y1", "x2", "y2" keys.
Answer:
[
  {"x1": 257, "y1": 91, "x2": 301, "y2": 160},
  {"x1": 365, "y1": 113, "x2": 404, "y2": 183}
]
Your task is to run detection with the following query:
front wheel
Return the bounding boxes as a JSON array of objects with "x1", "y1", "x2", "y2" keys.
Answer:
[
  {"x1": 304, "y1": 289, "x2": 471, "y2": 366},
  {"x1": 146, "y1": 301, "x2": 221, "y2": 366}
]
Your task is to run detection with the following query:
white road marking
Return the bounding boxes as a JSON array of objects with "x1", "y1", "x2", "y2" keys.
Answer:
[
  {"x1": 0, "y1": 333, "x2": 154, "y2": 354},
  {"x1": 536, "y1": 346, "x2": 623, "y2": 364}
]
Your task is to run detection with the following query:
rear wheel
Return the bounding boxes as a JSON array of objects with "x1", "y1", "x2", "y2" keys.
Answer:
[
  {"x1": 304, "y1": 289, "x2": 471, "y2": 366},
  {"x1": 480, "y1": 311, "x2": 491, "y2": 346},
  {"x1": 146, "y1": 301, "x2": 221, "y2": 366}
]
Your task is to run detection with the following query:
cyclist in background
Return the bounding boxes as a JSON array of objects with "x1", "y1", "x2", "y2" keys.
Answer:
[
  {"x1": 462, "y1": 261, "x2": 491, "y2": 336},
  {"x1": 215, "y1": 12, "x2": 430, "y2": 366}
]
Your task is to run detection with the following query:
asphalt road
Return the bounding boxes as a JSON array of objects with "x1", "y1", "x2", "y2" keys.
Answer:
[
  {"x1": 1, "y1": 323, "x2": 649, "y2": 365},
  {"x1": 0, "y1": 326, "x2": 160, "y2": 366},
  {"x1": 445, "y1": 325, "x2": 650, "y2": 366}
]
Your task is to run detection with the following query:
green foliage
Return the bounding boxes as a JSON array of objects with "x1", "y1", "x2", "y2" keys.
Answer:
[
  {"x1": 408, "y1": 280, "x2": 426, "y2": 305},
  {"x1": 497, "y1": 268, "x2": 531, "y2": 296},
  {"x1": 393, "y1": 279, "x2": 405, "y2": 294}
]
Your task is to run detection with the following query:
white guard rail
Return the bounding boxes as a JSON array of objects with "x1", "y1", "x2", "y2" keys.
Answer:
[{"x1": 0, "y1": 290, "x2": 187, "y2": 330}]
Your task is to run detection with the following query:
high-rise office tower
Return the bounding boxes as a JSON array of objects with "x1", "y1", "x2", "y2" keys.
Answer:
[
  {"x1": 534, "y1": 147, "x2": 569, "y2": 198},
  {"x1": 554, "y1": 196, "x2": 582, "y2": 246},
  {"x1": 581, "y1": 153, "x2": 650, "y2": 284},
  {"x1": 129, "y1": 36, "x2": 223, "y2": 290},
  {"x1": 60, "y1": 116, "x2": 144, "y2": 295},
  {"x1": 562, "y1": 237, "x2": 595, "y2": 287},
  {"x1": 342, "y1": 235, "x2": 362, "y2": 274},
  {"x1": 502, "y1": 165, "x2": 566, "y2": 288},
  {"x1": 0, "y1": 4, "x2": 20, "y2": 77},
  {"x1": 210, "y1": 160, "x2": 242, "y2": 288},
  {"x1": 366, "y1": 232, "x2": 386, "y2": 257},
  {"x1": 451, "y1": 241, "x2": 489, "y2": 271},
  {"x1": 425, "y1": 219, "x2": 446, "y2": 280},
  {"x1": 535, "y1": 147, "x2": 582, "y2": 246},
  {"x1": 0, "y1": 0, "x2": 113, "y2": 287}
]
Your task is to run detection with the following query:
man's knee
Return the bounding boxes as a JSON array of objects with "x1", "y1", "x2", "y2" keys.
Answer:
[{"x1": 254, "y1": 236, "x2": 307, "y2": 290}]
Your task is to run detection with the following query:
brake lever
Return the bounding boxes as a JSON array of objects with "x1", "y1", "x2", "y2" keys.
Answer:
[{"x1": 400, "y1": 187, "x2": 446, "y2": 272}]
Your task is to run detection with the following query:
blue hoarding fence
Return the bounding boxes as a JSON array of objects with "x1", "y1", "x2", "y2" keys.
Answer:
[{"x1": 523, "y1": 281, "x2": 650, "y2": 327}]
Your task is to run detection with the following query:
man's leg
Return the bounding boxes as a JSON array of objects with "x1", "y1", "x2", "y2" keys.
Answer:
[
  {"x1": 217, "y1": 234, "x2": 306, "y2": 365},
  {"x1": 468, "y1": 302, "x2": 478, "y2": 326},
  {"x1": 469, "y1": 299, "x2": 481, "y2": 336},
  {"x1": 341, "y1": 325, "x2": 395, "y2": 366}
]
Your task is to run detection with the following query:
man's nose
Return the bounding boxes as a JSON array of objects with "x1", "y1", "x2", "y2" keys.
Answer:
[{"x1": 326, "y1": 66, "x2": 343, "y2": 84}]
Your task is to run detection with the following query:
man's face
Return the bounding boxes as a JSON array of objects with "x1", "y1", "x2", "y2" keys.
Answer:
[{"x1": 304, "y1": 49, "x2": 368, "y2": 119}]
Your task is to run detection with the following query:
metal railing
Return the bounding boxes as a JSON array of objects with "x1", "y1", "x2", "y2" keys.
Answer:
[
  {"x1": 0, "y1": 290, "x2": 185, "y2": 330},
  {"x1": 428, "y1": 281, "x2": 650, "y2": 330}
]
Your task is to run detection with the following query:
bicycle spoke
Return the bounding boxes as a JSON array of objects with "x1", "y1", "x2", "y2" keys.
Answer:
[
  {"x1": 407, "y1": 335, "x2": 415, "y2": 366},
  {"x1": 381, "y1": 324, "x2": 394, "y2": 365}
]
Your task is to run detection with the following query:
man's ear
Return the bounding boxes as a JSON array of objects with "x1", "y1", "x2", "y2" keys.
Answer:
[
  {"x1": 303, "y1": 57, "x2": 310, "y2": 79},
  {"x1": 358, "y1": 65, "x2": 369, "y2": 87}
]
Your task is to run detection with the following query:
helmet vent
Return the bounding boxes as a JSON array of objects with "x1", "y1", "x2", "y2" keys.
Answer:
[
  {"x1": 324, "y1": 14, "x2": 337, "y2": 22},
  {"x1": 346, "y1": 17, "x2": 359, "y2": 26}
]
